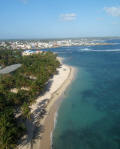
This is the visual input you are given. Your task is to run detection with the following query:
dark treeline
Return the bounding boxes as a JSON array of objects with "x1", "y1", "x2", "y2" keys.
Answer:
[
  {"x1": 0, "y1": 50, "x2": 22, "y2": 67},
  {"x1": 0, "y1": 50, "x2": 60, "y2": 149}
]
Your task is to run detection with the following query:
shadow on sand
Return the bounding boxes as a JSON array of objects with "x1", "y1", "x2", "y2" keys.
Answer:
[{"x1": 17, "y1": 70, "x2": 60, "y2": 148}]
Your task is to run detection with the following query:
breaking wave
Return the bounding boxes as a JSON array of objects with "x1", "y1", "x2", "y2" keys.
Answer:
[
  {"x1": 79, "y1": 48, "x2": 120, "y2": 52},
  {"x1": 51, "y1": 111, "x2": 58, "y2": 149}
]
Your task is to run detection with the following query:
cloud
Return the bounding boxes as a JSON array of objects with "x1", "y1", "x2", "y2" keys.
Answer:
[
  {"x1": 60, "y1": 13, "x2": 77, "y2": 21},
  {"x1": 104, "y1": 7, "x2": 120, "y2": 16}
]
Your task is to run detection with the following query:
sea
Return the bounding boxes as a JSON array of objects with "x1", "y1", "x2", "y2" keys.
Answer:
[{"x1": 48, "y1": 39, "x2": 120, "y2": 149}]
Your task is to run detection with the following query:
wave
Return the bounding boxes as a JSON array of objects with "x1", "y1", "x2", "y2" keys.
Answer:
[
  {"x1": 53, "y1": 111, "x2": 58, "y2": 130},
  {"x1": 55, "y1": 51, "x2": 67, "y2": 53},
  {"x1": 51, "y1": 111, "x2": 58, "y2": 149},
  {"x1": 80, "y1": 48, "x2": 91, "y2": 51},
  {"x1": 112, "y1": 43, "x2": 120, "y2": 45},
  {"x1": 79, "y1": 48, "x2": 120, "y2": 52}
]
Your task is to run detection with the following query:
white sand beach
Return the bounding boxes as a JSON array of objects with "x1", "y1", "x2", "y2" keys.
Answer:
[{"x1": 17, "y1": 60, "x2": 76, "y2": 149}]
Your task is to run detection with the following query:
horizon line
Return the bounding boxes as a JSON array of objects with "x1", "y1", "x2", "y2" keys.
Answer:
[{"x1": 0, "y1": 36, "x2": 120, "y2": 41}]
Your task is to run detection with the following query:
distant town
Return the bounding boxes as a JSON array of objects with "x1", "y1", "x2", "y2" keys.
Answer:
[{"x1": 0, "y1": 38, "x2": 113, "y2": 50}]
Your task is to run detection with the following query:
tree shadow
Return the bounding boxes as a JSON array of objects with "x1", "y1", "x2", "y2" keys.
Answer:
[
  {"x1": 17, "y1": 69, "x2": 60, "y2": 147},
  {"x1": 17, "y1": 99, "x2": 49, "y2": 148},
  {"x1": 44, "y1": 80, "x2": 53, "y2": 92}
]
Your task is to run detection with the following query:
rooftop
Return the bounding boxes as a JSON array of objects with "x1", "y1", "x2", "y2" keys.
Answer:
[{"x1": 0, "y1": 64, "x2": 22, "y2": 74}]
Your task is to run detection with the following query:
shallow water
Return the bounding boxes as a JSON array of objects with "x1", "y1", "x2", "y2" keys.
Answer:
[{"x1": 50, "y1": 39, "x2": 120, "y2": 149}]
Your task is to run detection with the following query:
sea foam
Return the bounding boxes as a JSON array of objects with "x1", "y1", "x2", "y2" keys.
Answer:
[
  {"x1": 79, "y1": 48, "x2": 120, "y2": 52},
  {"x1": 50, "y1": 111, "x2": 58, "y2": 149}
]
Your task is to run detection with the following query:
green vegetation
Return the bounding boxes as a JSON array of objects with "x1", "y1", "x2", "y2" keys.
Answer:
[
  {"x1": 0, "y1": 50, "x2": 22, "y2": 67},
  {"x1": 0, "y1": 50, "x2": 60, "y2": 149}
]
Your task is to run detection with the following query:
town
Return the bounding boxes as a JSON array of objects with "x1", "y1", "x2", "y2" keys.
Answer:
[{"x1": 0, "y1": 38, "x2": 112, "y2": 50}]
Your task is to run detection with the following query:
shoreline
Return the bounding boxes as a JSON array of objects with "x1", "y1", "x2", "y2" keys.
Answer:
[
  {"x1": 17, "y1": 60, "x2": 76, "y2": 149},
  {"x1": 38, "y1": 66, "x2": 76, "y2": 149},
  {"x1": 13, "y1": 42, "x2": 114, "y2": 51}
]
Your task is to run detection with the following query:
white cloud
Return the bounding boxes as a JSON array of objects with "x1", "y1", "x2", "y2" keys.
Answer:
[
  {"x1": 60, "y1": 13, "x2": 77, "y2": 21},
  {"x1": 104, "y1": 7, "x2": 120, "y2": 16}
]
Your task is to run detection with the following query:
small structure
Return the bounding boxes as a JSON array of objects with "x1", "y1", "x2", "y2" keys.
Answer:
[
  {"x1": 0, "y1": 64, "x2": 22, "y2": 74},
  {"x1": 22, "y1": 50, "x2": 42, "y2": 56}
]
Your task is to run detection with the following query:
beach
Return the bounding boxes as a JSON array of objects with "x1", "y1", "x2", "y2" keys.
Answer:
[{"x1": 17, "y1": 59, "x2": 76, "y2": 149}]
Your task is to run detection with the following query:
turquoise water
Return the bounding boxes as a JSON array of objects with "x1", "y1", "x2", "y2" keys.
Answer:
[{"x1": 50, "y1": 40, "x2": 120, "y2": 149}]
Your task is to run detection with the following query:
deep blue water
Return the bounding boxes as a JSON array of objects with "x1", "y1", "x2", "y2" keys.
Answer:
[{"x1": 50, "y1": 39, "x2": 120, "y2": 149}]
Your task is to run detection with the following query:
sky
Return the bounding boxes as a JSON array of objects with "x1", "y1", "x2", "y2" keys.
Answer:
[{"x1": 0, "y1": 0, "x2": 120, "y2": 39}]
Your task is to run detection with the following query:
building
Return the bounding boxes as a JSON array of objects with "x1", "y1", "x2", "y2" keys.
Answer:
[
  {"x1": 0, "y1": 64, "x2": 22, "y2": 74},
  {"x1": 22, "y1": 50, "x2": 43, "y2": 56}
]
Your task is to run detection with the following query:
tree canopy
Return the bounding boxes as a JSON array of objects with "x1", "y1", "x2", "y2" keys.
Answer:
[{"x1": 0, "y1": 49, "x2": 60, "y2": 148}]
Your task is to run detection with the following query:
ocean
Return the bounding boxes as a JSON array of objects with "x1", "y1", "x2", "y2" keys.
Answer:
[{"x1": 50, "y1": 39, "x2": 120, "y2": 149}]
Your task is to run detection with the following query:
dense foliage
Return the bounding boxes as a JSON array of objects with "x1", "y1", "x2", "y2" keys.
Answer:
[{"x1": 0, "y1": 50, "x2": 60, "y2": 149}]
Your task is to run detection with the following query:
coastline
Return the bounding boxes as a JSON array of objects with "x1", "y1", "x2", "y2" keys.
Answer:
[
  {"x1": 36, "y1": 66, "x2": 76, "y2": 149},
  {"x1": 17, "y1": 59, "x2": 76, "y2": 149}
]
